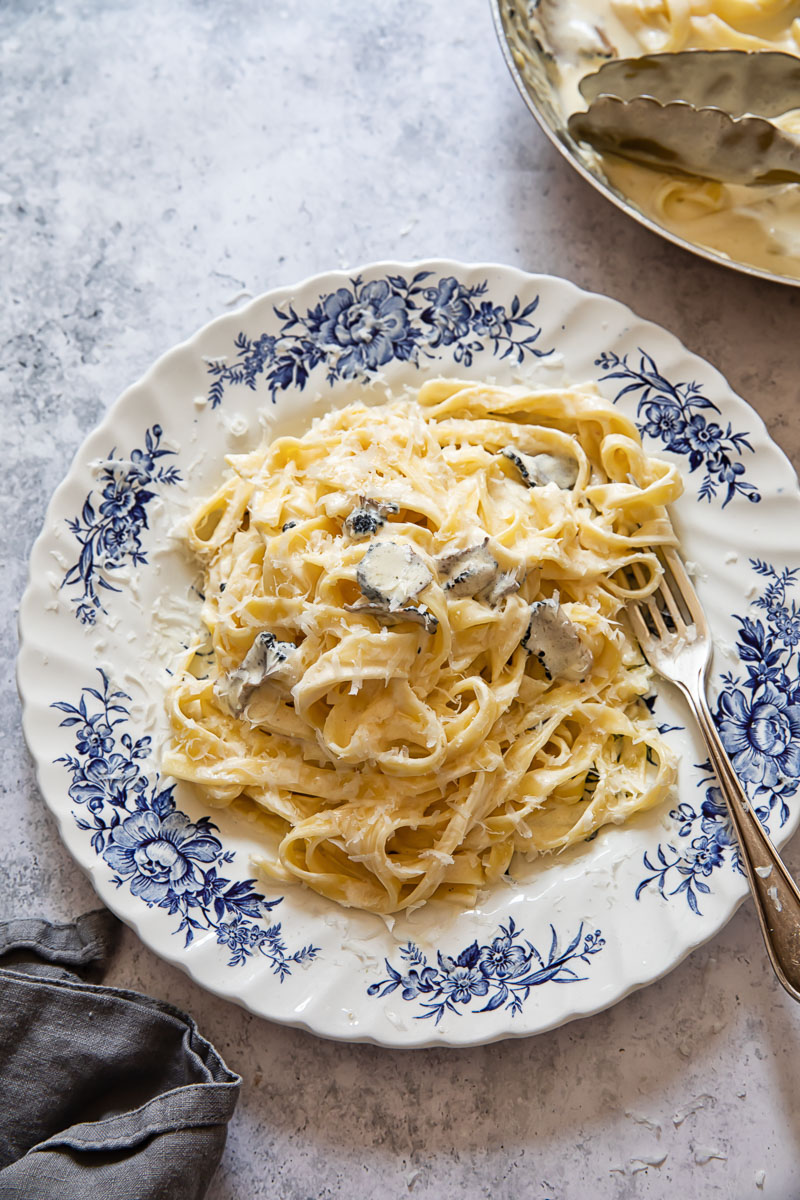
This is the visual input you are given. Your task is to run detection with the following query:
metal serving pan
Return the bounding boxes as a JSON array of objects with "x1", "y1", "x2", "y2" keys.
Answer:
[{"x1": 490, "y1": 0, "x2": 800, "y2": 288}]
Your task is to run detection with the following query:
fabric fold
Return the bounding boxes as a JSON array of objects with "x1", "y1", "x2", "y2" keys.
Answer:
[{"x1": 0, "y1": 909, "x2": 240, "y2": 1200}]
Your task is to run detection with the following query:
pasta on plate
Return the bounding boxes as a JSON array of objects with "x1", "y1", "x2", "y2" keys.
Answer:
[{"x1": 163, "y1": 378, "x2": 683, "y2": 914}]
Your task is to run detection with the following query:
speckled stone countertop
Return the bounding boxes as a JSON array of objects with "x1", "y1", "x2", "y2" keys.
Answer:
[{"x1": 4, "y1": 2, "x2": 800, "y2": 1197}]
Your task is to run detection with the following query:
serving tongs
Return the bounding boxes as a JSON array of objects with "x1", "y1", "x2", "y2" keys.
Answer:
[
  {"x1": 568, "y1": 50, "x2": 800, "y2": 184},
  {"x1": 627, "y1": 548, "x2": 800, "y2": 1003}
]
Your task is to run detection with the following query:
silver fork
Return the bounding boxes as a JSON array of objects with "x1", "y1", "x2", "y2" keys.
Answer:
[{"x1": 627, "y1": 547, "x2": 800, "y2": 1001}]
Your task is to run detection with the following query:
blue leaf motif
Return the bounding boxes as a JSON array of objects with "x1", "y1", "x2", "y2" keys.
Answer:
[
  {"x1": 596, "y1": 349, "x2": 760, "y2": 509},
  {"x1": 367, "y1": 920, "x2": 604, "y2": 1022},
  {"x1": 456, "y1": 941, "x2": 481, "y2": 969},
  {"x1": 61, "y1": 426, "x2": 182, "y2": 625},
  {"x1": 478, "y1": 986, "x2": 508, "y2": 1013}
]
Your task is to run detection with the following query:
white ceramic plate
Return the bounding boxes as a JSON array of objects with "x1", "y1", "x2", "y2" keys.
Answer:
[{"x1": 17, "y1": 261, "x2": 800, "y2": 1047}]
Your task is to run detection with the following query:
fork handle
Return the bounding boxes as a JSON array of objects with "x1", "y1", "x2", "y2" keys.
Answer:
[{"x1": 686, "y1": 683, "x2": 800, "y2": 1002}]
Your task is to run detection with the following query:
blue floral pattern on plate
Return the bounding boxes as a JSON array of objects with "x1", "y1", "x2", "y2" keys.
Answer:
[
  {"x1": 205, "y1": 272, "x2": 552, "y2": 406},
  {"x1": 20, "y1": 261, "x2": 800, "y2": 1045},
  {"x1": 62, "y1": 425, "x2": 181, "y2": 625},
  {"x1": 366, "y1": 918, "x2": 604, "y2": 1023},
  {"x1": 597, "y1": 350, "x2": 761, "y2": 508},
  {"x1": 636, "y1": 560, "x2": 798, "y2": 914},
  {"x1": 42, "y1": 271, "x2": 794, "y2": 1030},
  {"x1": 52, "y1": 671, "x2": 320, "y2": 975}
]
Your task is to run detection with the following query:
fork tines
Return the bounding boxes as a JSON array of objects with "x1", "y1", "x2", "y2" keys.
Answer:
[{"x1": 625, "y1": 548, "x2": 709, "y2": 650}]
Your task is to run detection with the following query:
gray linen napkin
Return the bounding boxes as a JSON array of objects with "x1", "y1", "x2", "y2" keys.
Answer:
[{"x1": 0, "y1": 910, "x2": 240, "y2": 1199}]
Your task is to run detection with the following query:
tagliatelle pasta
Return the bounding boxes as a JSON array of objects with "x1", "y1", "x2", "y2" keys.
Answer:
[
  {"x1": 610, "y1": 0, "x2": 800, "y2": 55},
  {"x1": 542, "y1": 0, "x2": 800, "y2": 278},
  {"x1": 162, "y1": 378, "x2": 683, "y2": 914}
]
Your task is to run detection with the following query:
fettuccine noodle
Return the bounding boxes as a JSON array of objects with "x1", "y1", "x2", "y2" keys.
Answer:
[{"x1": 163, "y1": 379, "x2": 682, "y2": 914}]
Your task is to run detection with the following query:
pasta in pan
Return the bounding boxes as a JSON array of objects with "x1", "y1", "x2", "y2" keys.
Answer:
[
  {"x1": 610, "y1": 0, "x2": 800, "y2": 56},
  {"x1": 163, "y1": 378, "x2": 683, "y2": 914},
  {"x1": 542, "y1": 0, "x2": 800, "y2": 279}
]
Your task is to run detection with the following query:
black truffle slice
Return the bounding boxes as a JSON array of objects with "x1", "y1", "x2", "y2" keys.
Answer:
[
  {"x1": 355, "y1": 541, "x2": 432, "y2": 609},
  {"x1": 344, "y1": 498, "x2": 400, "y2": 540},
  {"x1": 522, "y1": 597, "x2": 593, "y2": 681},
  {"x1": 214, "y1": 631, "x2": 297, "y2": 715},
  {"x1": 501, "y1": 447, "x2": 579, "y2": 490}
]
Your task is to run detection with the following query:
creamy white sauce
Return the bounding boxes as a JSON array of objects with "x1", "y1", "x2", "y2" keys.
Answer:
[{"x1": 539, "y1": 0, "x2": 800, "y2": 278}]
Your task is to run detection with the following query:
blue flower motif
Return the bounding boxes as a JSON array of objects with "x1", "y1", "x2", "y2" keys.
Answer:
[
  {"x1": 637, "y1": 561, "x2": 800, "y2": 915},
  {"x1": 252, "y1": 333, "x2": 277, "y2": 358},
  {"x1": 718, "y1": 682, "x2": 800, "y2": 789},
  {"x1": 367, "y1": 919, "x2": 603, "y2": 1022},
  {"x1": 53, "y1": 672, "x2": 320, "y2": 974},
  {"x1": 641, "y1": 402, "x2": 686, "y2": 445},
  {"x1": 216, "y1": 917, "x2": 250, "y2": 951},
  {"x1": 478, "y1": 933, "x2": 527, "y2": 979},
  {"x1": 748, "y1": 658, "x2": 789, "y2": 691},
  {"x1": 699, "y1": 788, "x2": 737, "y2": 847},
  {"x1": 684, "y1": 835, "x2": 725, "y2": 876},
  {"x1": 597, "y1": 349, "x2": 759, "y2": 507},
  {"x1": 679, "y1": 414, "x2": 724, "y2": 456},
  {"x1": 421, "y1": 276, "x2": 472, "y2": 346},
  {"x1": 636, "y1": 561, "x2": 800, "y2": 914},
  {"x1": 398, "y1": 966, "x2": 438, "y2": 999},
  {"x1": 784, "y1": 621, "x2": 800, "y2": 647},
  {"x1": 772, "y1": 607, "x2": 800, "y2": 647},
  {"x1": 101, "y1": 518, "x2": 140, "y2": 563},
  {"x1": 75, "y1": 717, "x2": 114, "y2": 758},
  {"x1": 206, "y1": 272, "x2": 551, "y2": 407},
  {"x1": 713, "y1": 456, "x2": 745, "y2": 485},
  {"x1": 439, "y1": 964, "x2": 490, "y2": 1004},
  {"x1": 62, "y1": 426, "x2": 181, "y2": 623},
  {"x1": 103, "y1": 810, "x2": 221, "y2": 904},
  {"x1": 128, "y1": 445, "x2": 158, "y2": 482},
  {"x1": 99, "y1": 483, "x2": 138, "y2": 519},
  {"x1": 68, "y1": 753, "x2": 139, "y2": 808},
  {"x1": 317, "y1": 281, "x2": 411, "y2": 375},
  {"x1": 471, "y1": 301, "x2": 507, "y2": 338}
]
